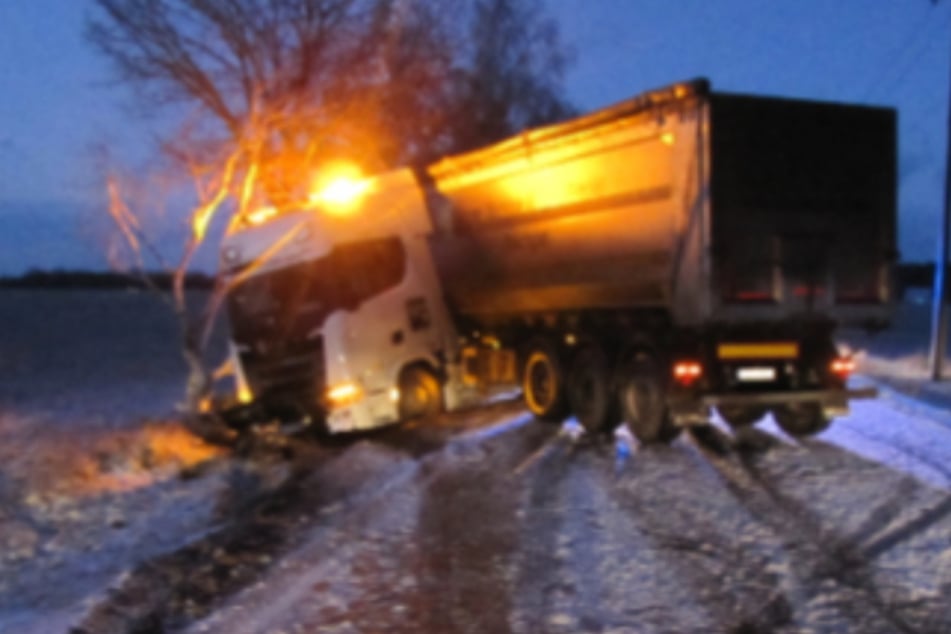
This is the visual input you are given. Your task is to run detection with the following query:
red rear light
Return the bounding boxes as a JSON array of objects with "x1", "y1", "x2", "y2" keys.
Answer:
[
  {"x1": 673, "y1": 361, "x2": 703, "y2": 386},
  {"x1": 830, "y1": 357, "x2": 855, "y2": 378}
]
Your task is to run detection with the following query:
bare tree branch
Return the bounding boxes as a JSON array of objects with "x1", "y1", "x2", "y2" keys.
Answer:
[{"x1": 86, "y1": 0, "x2": 574, "y2": 426}]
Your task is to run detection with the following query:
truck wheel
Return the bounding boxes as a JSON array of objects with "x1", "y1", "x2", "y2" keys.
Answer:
[
  {"x1": 619, "y1": 352, "x2": 680, "y2": 444},
  {"x1": 398, "y1": 366, "x2": 443, "y2": 420},
  {"x1": 773, "y1": 403, "x2": 831, "y2": 437},
  {"x1": 717, "y1": 406, "x2": 767, "y2": 429},
  {"x1": 522, "y1": 343, "x2": 568, "y2": 422},
  {"x1": 567, "y1": 344, "x2": 617, "y2": 433}
]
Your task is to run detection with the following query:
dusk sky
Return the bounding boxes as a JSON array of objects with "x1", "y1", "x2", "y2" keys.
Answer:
[{"x1": 1, "y1": 1, "x2": 950, "y2": 274}]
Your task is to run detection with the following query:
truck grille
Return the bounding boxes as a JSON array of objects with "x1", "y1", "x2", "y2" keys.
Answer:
[
  {"x1": 226, "y1": 264, "x2": 330, "y2": 416},
  {"x1": 238, "y1": 336, "x2": 325, "y2": 415}
]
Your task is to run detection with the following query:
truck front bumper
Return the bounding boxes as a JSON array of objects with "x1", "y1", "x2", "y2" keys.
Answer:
[
  {"x1": 326, "y1": 391, "x2": 401, "y2": 434},
  {"x1": 669, "y1": 387, "x2": 878, "y2": 426}
]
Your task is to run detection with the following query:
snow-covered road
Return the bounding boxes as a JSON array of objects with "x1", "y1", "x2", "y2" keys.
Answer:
[
  {"x1": 71, "y1": 394, "x2": 951, "y2": 634},
  {"x1": 3, "y1": 292, "x2": 950, "y2": 633}
]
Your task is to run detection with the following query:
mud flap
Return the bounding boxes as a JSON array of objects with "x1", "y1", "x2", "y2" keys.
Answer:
[
  {"x1": 667, "y1": 396, "x2": 711, "y2": 427},
  {"x1": 669, "y1": 387, "x2": 874, "y2": 427}
]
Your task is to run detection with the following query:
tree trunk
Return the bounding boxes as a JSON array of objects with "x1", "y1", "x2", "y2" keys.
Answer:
[{"x1": 180, "y1": 318, "x2": 236, "y2": 446}]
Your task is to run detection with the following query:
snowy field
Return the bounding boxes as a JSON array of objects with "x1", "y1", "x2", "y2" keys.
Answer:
[
  {"x1": 0, "y1": 290, "x2": 230, "y2": 632},
  {"x1": 0, "y1": 289, "x2": 227, "y2": 426},
  {"x1": 843, "y1": 300, "x2": 947, "y2": 383},
  {"x1": 1, "y1": 290, "x2": 950, "y2": 633}
]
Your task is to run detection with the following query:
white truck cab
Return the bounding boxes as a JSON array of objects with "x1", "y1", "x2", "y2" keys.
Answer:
[{"x1": 220, "y1": 169, "x2": 462, "y2": 432}]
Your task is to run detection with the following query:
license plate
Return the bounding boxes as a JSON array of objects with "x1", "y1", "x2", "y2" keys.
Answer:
[
  {"x1": 718, "y1": 342, "x2": 799, "y2": 360},
  {"x1": 736, "y1": 367, "x2": 777, "y2": 382}
]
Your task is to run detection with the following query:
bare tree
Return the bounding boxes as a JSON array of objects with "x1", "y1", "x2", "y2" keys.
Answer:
[
  {"x1": 86, "y1": 0, "x2": 573, "y2": 434},
  {"x1": 447, "y1": 0, "x2": 576, "y2": 154}
]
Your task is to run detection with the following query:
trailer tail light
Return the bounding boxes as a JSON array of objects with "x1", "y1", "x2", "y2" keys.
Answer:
[
  {"x1": 830, "y1": 357, "x2": 855, "y2": 379},
  {"x1": 673, "y1": 361, "x2": 703, "y2": 386}
]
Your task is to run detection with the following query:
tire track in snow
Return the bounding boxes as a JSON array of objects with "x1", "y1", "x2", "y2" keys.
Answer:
[
  {"x1": 512, "y1": 430, "x2": 793, "y2": 633},
  {"x1": 606, "y1": 436, "x2": 795, "y2": 634},
  {"x1": 181, "y1": 409, "x2": 556, "y2": 634},
  {"x1": 830, "y1": 397, "x2": 951, "y2": 488},
  {"x1": 513, "y1": 436, "x2": 640, "y2": 633},
  {"x1": 688, "y1": 424, "x2": 942, "y2": 633},
  {"x1": 72, "y1": 405, "x2": 539, "y2": 634}
]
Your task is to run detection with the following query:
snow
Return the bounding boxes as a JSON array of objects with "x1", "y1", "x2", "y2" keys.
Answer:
[
  {"x1": 175, "y1": 296, "x2": 951, "y2": 633},
  {"x1": 3, "y1": 290, "x2": 951, "y2": 632},
  {"x1": 0, "y1": 291, "x2": 235, "y2": 632},
  {"x1": 180, "y1": 400, "x2": 951, "y2": 633}
]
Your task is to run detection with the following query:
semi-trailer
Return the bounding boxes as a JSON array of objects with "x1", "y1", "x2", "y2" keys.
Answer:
[{"x1": 219, "y1": 78, "x2": 895, "y2": 441}]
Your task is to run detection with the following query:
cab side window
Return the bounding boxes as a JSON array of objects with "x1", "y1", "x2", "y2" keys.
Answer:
[{"x1": 332, "y1": 238, "x2": 406, "y2": 307}]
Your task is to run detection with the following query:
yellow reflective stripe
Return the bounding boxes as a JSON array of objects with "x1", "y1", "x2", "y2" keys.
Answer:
[{"x1": 717, "y1": 343, "x2": 799, "y2": 360}]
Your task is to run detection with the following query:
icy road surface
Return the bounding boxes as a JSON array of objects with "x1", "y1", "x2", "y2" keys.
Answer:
[
  {"x1": 72, "y1": 395, "x2": 951, "y2": 634},
  {"x1": 3, "y1": 292, "x2": 950, "y2": 633}
]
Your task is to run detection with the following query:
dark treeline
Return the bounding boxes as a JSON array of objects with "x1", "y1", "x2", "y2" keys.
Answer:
[
  {"x1": 0, "y1": 269, "x2": 215, "y2": 290},
  {"x1": 0, "y1": 264, "x2": 941, "y2": 294}
]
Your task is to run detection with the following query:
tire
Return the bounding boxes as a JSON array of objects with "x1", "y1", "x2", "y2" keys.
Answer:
[
  {"x1": 618, "y1": 351, "x2": 680, "y2": 444},
  {"x1": 567, "y1": 344, "x2": 617, "y2": 433},
  {"x1": 773, "y1": 403, "x2": 831, "y2": 437},
  {"x1": 398, "y1": 366, "x2": 443, "y2": 420},
  {"x1": 522, "y1": 342, "x2": 569, "y2": 422},
  {"x1": 717, "y1": 406, "x2": 767, "y2": 429}
]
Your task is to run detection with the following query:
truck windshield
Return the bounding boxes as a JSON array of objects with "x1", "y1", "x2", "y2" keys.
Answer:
[{"x1": 227, "y1": 237, "x2": 406, "y2": 343}]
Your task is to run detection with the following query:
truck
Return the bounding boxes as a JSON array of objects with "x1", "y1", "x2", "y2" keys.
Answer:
[{"x1": 219, "y1": 78, "x2": 896, "y2": 442}]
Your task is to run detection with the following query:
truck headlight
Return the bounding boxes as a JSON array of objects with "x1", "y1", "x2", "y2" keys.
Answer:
[
  {"x1": 237, "y1": 385, "x2": 254, "y2": 404},
  {"x1": 326, "y1": 382, "x2": 362, "y2": 407}
]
